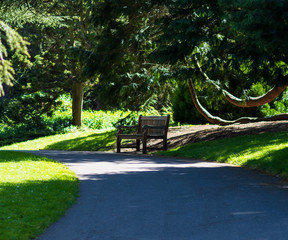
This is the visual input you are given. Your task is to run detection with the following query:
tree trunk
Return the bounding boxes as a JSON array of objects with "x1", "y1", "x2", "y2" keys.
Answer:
[
  {"x1": 72, "y1": 82, "x2": 84, "y2": 127},
  {"x1": 188, "y1": 79, "x2": 288, "y2": 126}
]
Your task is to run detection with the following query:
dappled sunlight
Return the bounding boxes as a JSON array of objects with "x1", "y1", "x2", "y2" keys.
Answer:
[
  {"x1": 0, "y1": 151, "x2": 79, "y2": 240},
  {"x1": 161, "y1": 131, "x2": 288, "y2": 177},
  {"x1": 0, "y1": 129, "x2": 117, "y2": 151},
  {"x1": 229, "y1": 142, "x2": 288, "y2": 165},
  {"x1": 1, "y1": 160, "x2": 76, "y2": 183},
  {"x1": 66, "y1": 158, "x2": 233, "y2": 180},
  {"x1": 231, "y1": 211, "x2": 264, "y2": 216},
  {"x1": 43, "y1": 130, "x2": 116, "y2": 151}
]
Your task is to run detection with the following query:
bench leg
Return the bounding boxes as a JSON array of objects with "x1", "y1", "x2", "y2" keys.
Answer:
[
  {"x1": 163, "y1": 137, "x2": 168, "y2": 150},
  {"x1": 143, "y1": 141, "x2": 147, "y2": 154},
  {"x1": 117, "y1": 137, "x2": 121, "y2": 153},
  {"x1": 142, "y1": 135, "x2": 147, "y2": 154},
  {"x1": 136, "y1": 139, "x2": 140, "y2": 151}
]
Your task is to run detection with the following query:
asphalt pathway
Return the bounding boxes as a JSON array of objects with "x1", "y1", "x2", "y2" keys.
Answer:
[{"x1": 27, "y1": 150, "x2": 288, "y2": 240}]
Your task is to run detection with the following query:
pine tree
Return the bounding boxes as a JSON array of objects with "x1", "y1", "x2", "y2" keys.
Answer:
[{"x1": 0, "y1": 0, "x2": 66, "y2": 96}]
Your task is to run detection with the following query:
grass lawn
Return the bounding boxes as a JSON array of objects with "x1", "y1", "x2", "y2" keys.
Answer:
[
  {"x1": 0, "y1": 151, "x2": 79, "y2": 240},
  {"x1": 0, "y1": 128, "x2": 117, "y2": 151},
  {"x1": 157, "y1": 131, "x2": 288, "y2": 178}
]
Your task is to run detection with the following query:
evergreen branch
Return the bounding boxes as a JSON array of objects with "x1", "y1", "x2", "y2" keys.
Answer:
[
  {"x1": 0, "y1": 20, "x2": 30, "y2": 96},
  {"x1": 193, "y1": 56, "x2": 288, "y2": 108},
  {"x1": 188, "y1": 78, "x2": 288, "y2": 126}
]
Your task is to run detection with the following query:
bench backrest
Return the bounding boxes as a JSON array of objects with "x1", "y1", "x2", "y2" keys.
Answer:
[{"x1": 138, "y1": 115, "x2": 170, "y2": 137}]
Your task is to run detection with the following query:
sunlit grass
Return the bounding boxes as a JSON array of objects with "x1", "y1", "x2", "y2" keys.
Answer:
[
  {"x1": 0, "y1": 151, "x2": 79, "y2": 240},
  {"x1": 158, "y1": 131, "x2": 288, "y2": 177},
  {"x1": 0, "y1": 128, "x2": 117, "y2": 151}
]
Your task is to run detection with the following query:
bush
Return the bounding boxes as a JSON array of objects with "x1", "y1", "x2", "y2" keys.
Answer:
[
  {"x1": 2, "y1": 92, "x2": 62, "y2": 125},
  {"x1": 82, "y1": 110, "x2": 129, "y2": 129},
  {"x1": 171, "y1": 83, "x2": 208, "y2": 124}
]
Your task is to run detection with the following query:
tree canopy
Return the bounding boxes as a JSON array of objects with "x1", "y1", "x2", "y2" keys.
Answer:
[
  {"x1": 1, "y1": 0, "x2": 288, "y2": 126},
  {"x1": 0, "y1": 0, "x2": 68, "y2": 96},
  {"x1": 146, "y1": 0, "x2": 288, "y2": 124}
]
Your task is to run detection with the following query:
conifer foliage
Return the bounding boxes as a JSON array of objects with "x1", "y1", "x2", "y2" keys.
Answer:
[
  {"x1": 0, "y1": 21, "x2": 30, "y2": 95},
  {"x1": 2, "y1": 0, "x2": 288, "y2": 126},
  {"x1": 0, "y1": 0, "x2": 64, "y2": 96},
  {"x1": 149, "y1": 0, "x2": 288, "y2": 124}
]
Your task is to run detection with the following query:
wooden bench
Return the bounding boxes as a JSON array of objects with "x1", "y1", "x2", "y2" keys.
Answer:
[{"x1": 116, "y1": 115, "x2": 170, "y2": 154}]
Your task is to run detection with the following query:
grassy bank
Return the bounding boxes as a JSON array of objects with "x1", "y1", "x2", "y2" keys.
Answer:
[
  {"x1": 0, "y1": 151, "x2": 79, "y2": 240},
  {"x1": 157, "y1": 131, "x2": 288, "y2": 178},
  {"x1": 0, "y1": 129, "x2": 117, "y2": 151}
]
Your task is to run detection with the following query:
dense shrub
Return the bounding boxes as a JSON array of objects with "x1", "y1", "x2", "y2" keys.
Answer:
[
  {"x1": 0, "y1": 110, "x2": 73, "y2": 146},
  {"x1": 171, "y1": 83, "x2": 207, "y2": 124},
  {"x1": 2, "y1": 92, "x2": 62, "y2": 125}
]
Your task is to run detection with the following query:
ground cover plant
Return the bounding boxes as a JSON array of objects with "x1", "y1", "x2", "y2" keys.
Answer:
[
  {"x1": 0, "y1": 151, "x2": 79, "y2": 240},
  {"x1": 158, "y1": 131, "x2": 288, "y2": 178}
]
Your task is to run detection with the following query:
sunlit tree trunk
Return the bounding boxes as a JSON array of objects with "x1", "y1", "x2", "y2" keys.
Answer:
[{"x1": 222, "y1": 85, "x2": 288, "y2": 108}]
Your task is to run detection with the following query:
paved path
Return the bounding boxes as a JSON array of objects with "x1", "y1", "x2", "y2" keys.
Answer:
[{"x1": 28, "y1": 150, "x2": 288, "y2": 240}]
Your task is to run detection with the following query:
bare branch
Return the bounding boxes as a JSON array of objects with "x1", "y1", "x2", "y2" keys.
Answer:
[{"x1": 188, "y1": 79, "x2": 288, "y2": 126}]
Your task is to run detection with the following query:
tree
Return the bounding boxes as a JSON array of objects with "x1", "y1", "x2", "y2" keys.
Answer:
[
  {"x1": 2, "y1": 1, "x2": 177, "y2": 127},
  {"x1": 148, "y1": 0, "x2": 288, "y2": 125},
  {"x1": 37, "y1": 0, "x2": 154, "y2": 126},
  {"x1": 61, "y1": 0, "x2": 95, "y2": 126},
  {"x1": 76, "y1": 0, "x2": 173, "y2": 112},
  {"x1": 0, "y1": 0, "x2": 94, "y2": 126},
  {"x1": 0, "y1": 21, "x2": 30, "y2": 96},
  {"x1": 0, "y1": 0, "x2": 79, "y2": 128},
  {"x1": 0, "y1": 0, "x2": 70, "y2": 96}
]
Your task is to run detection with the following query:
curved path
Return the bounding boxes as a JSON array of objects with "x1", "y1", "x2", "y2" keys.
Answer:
[{"x1": 28, "y1": 150, "x2": 288, "y2": 240}]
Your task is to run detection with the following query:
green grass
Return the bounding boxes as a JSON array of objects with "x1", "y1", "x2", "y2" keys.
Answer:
[
  {"x1": 0, "y1": 151, "x2": 79, "y2": 240},
  {"x1": 0, "y1": 129, "x2": 117, "y2": 151},
  {"x1": 4, "y1": 127, "x2": 288, "y2": 179},
  {"x1": 158, "y1": 131, "x2": 288, "y2": 178}
]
